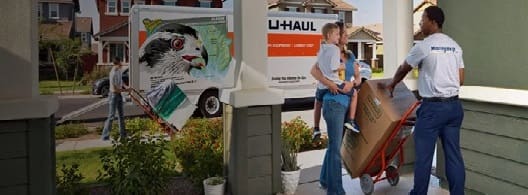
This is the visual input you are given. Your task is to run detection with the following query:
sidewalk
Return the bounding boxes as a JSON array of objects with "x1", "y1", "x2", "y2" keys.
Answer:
[{"x1": 56, "y1": 137, "x2": 448, "y2": 195}]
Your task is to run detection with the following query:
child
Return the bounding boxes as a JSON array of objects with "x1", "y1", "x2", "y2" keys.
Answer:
[{"x1": 315, "y1": 23, "x2": 360, "y2": 134}]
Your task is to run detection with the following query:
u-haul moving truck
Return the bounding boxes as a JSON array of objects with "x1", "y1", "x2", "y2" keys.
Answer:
[{"x1": 129, "y1": 5, "x2": 337, "y2": 117}]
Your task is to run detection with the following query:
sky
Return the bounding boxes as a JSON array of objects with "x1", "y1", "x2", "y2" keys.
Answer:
[{"x1": 78, "y1": 0, "x2": 424, "y2": 34}]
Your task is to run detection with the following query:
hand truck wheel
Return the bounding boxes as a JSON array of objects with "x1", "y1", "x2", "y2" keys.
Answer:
[
  {"x1": 386, "y1": 165, "x2": 400, "y2": 186},
  {"x1": 360, "y1": 174, "x2": 374, "y2": 195}
]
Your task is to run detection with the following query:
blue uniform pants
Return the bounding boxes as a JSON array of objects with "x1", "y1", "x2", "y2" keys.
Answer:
[{"x1": 410, "y1": 100, "x2": 465, "y2": 195}]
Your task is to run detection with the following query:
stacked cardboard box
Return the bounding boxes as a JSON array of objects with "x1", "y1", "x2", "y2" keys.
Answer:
[{"x1": 341, "y1": 79, "x2": 417, "y2": 178}]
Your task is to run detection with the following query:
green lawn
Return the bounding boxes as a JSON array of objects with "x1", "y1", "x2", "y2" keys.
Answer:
[
  {"x1": 372, "y1": 72, "x2": 384, "y2": 78},
  {"x1": 39, "y1": 80, "x2": 90, "y2": 94},
  {"x1": 56, "y1": 147, "x2": 181, "y2": 184},
  {"x1": 56, "y1": 147, "x2": 110, "y2": 184}
]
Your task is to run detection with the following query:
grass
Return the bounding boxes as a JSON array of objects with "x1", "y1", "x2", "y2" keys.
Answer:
[
  {"x1": 372, "y1": 72, "x2": 384, "y2": 78},
  {"x1": 56, "y1": 147, "x2": 110, "y2": 184},
  {"x1": 56, "y1": 146, "x2": 181, "y2": 184},
  {"x1": 39, "y1": 80, "x2": 90, "y2": 94}
]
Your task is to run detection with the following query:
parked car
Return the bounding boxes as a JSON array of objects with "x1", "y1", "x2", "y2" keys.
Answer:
[{"x1": 92, "y1": 67, "x2": 129, "y2": 97}]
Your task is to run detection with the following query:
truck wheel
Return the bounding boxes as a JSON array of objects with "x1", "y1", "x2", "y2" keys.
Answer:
[
  {"x1": 198, "y1": 90, "x2": 222, "y2": 118},
  {"x1": 101, "y1": 85, "x2": 109, "y2": 97}
]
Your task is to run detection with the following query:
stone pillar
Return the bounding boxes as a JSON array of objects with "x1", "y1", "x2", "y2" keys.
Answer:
[
  {"x1": 383, "y1": 0, "x2": 413, "y2": 78},
  {"x1": 222, "y1": 0, "x2": 284, "y2": 195},
  {"x1": 0, "y1": 0, "x2": 58, "y2": 194}
]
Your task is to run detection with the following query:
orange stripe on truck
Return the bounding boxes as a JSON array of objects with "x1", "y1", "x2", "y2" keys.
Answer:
[{"x1": 138, "y1": 31, "x2": 322, "y2": 57}]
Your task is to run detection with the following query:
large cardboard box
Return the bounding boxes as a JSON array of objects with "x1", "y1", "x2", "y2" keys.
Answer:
[{"x1": 341, "y1": 79, "x2": 417, "y2": 178}]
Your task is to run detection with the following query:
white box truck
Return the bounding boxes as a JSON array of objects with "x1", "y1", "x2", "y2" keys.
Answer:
[{"x1": 129, "y1": 5, "x2": 337, "y2": 120}]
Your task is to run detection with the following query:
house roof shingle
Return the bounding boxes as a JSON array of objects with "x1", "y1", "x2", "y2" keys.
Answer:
[
  {"x1": 94, "y1": 21, "x2": 128, "y2": 39},
  {"x1": 75, "y1": 17, "x2": 92, "y2": 33},
  {"x1": 38, "y1": 0, "x2": 74, "y2": 4},
  {"x1": 39, "y1": 21, "x2": 73, "y2": 40}
]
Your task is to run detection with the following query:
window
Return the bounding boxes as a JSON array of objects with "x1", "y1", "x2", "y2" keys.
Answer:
[
  {"x1": 286, "y1": 6, "x2": 298, "y2": 12},
  {"x1": 37, "y1": 3, "x2": 42, "y2": 18},
  {"x1": 107, "y1": 0, "x2": 117, "y2": 14},
  {"x1": 49, "y1": 3, "x2": 59, "y2": 19},
  {"x1": 338, "y1": 11, "x2": 345, "y2": 22},
  {"x1": 109, "y1": 43, "x2": 125, "y2": 62},
  {"x1": 164, "y1": 0, "x2": 176, "y2": 6},
  {"x1": 135, "y1": 0, "x2": 145, "y2": 5},
  {"x1": 199, "y1": 0, "x2": 212, "y2": 8},
  {"x1": 81, "y1": 33, "x2": 88, "y2": 42},
  {"x1": 312, "y1": 7, "x2": 325, "y2": 14},
  {"x1": 121, "y1": 0, "x2": 131, "y2": 14}
]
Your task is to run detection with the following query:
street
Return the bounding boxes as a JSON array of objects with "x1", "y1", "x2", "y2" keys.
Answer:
[{"x1": 57, "y1": 95, "x2": 324, "y2": 131}]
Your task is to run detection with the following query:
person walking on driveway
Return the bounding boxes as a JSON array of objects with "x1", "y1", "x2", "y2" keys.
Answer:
[
  {"x1": 101, "y1": 56, "x2": 129, "y2": 141},
  {"x1": 383, "y1": 6, "x2": 466, "y2": 195}
]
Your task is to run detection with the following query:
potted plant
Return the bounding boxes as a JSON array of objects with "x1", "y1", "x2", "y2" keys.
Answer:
[
  {"x1": 203, "y1": 176, "x2": 225, "y2": 195},
  {"x1": 281, "y1": 139, "x2": 301, "y2": 195}
]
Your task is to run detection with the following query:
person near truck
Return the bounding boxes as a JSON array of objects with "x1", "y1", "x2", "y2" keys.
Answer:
[
  {"x1": 101, "y1": 57, "x2": 130, "y2": 141},
  {"x1": 312, "y1": 22, "x2": 357, "y2": 195},
  {"x1": 383, "y1": 6, "x2": 466, "y2": 195},
  {"x1": 312, "y1": 21, "x2": 362, "y2": 143}
]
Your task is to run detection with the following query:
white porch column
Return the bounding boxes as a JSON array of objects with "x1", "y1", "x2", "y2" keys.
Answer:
[
  {"x1": 383, "y1": 0, "x2": 413, "y2": 78},
  {"x1": 98, "y1": 41, "x2": 103, "y2": 64},
  {"x1": 224, "y1": 0, "x2": 284, "y2": 195},
  {"x1": 371, "y1": 42, "x2": 378, "y2": 68},
  {"x1": 357, "y1": 41, "x2": 363, "y2": 60}
]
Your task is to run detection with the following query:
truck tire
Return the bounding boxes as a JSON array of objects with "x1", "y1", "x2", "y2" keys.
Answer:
[{"x1": 198, "y1": 89, "x2": 222, "y2": 118}]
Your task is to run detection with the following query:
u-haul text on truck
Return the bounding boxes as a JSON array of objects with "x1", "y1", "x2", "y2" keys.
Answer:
[{"x1": 129, "y1": 5, "x2": 337, "y2": 129}]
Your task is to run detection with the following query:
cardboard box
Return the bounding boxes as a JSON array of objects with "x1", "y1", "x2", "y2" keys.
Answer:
[{"x1": 340, "y1": 79, "x2": 417, "y2": 178}]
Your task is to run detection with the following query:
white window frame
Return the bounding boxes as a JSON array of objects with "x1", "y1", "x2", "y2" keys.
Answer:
[
  {"x1": 338, "y1": 11, "x2": 345, "y2": 22},
  {"x1": 106, "y1": 0, "x2": 117, "y2": 15},
  {"x1": 121, "y1": 0, "x2": 131, "y2": 15},
  {"x1": 49, "y1": 3, "x2": 59, "y2": 19},
  {"x1": 134, "y1": 0, "x2": 145, "y2": 5},
  {"x1": 164, "y1": 0, "x2": 177, "y2": 6},
  {"x1": 286, "y1": 6, "x2": 297, "y2": 12}
]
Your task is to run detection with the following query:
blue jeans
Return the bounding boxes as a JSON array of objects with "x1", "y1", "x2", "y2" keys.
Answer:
[
  {"x1": 102, "y1": 93, "x2": 126, "y2": 139},
  {"x1": 319, "y1": 100, "x2": 346, "y2": 195},
  {"x1": 410, "y1": 100, "x2": 465, "y2": 195}
]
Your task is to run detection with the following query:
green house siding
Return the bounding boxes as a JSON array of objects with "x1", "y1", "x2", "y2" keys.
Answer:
[
  {"x1": 440, "y1": 0, "x2": 528, "y2": 90},
  {"x1": 436, "y1": 100, "x2": 528, "y2": 194}
]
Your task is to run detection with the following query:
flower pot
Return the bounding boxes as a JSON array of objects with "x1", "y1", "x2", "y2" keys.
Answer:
[
  {"x1": 203, "y1": 177, "x2": 225, "y2": 195},
  {"x1": 281, "y1": 169, "x2": 301, "y2": 195}
]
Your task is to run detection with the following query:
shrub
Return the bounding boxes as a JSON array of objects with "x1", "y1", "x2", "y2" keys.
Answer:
[
  {"x1": 80, "y1": 67, "x2": 110, "y2": 85},
  {"x1": 281, "y1": 138, "x2": 299, "y2": 171},
  {"x1": 281, "y1": 116, "x2": 312, "y2": 152},
  {"x1": 55, "y1": 123, "x2": 89, "y2": 139},
  {"x1": 172, "y1": 118, "x2": 223, "y2": 187},
  {"x1": 96, "y1": 117, "x2": 163, "y2": 137},
  {"x1": 97, "y1": 133, "x2": 174, "y2": 195},
  {"x1": 56, "y1": 163, "x2": 84, "y2": 195}
]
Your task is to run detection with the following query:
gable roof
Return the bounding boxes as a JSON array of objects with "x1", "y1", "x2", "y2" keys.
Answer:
[
  {"x1": 93, "y1": 21, "x2": 128, "y2": 39},
  {"x1": 75, "y1": 17, "x2": 92, "y2": 33},
  {"x1": 414, "y1": 0, "x2": 436, "y2": 12},
  {"x1": 39, "y1": 21, "x2": 73, "y2": 40},
  {"x1": 348, "y1": 25, "x2": 382, "y2": 41}
]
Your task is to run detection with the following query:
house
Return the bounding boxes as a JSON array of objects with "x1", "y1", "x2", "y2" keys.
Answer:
[
  {"x1": 38, "y1": 0, "x2": 81, "y2": 79},
  {"x1": 348, "y1": 0, "x2": 437, "y2": 69},
  {"x1": 75, "y1": 17, "x2": 93, "y2": 49},
  {"x1": 94, "y1": 0, "x2": 223, "y2": 66},
  {"x1": 268, "y1": 0, "x2": 357, "y2": 27}
]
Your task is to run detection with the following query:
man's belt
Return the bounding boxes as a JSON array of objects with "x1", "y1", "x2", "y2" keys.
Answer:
[{"x1": 422, "y1": 95, "x2": 459, "y2": 102}]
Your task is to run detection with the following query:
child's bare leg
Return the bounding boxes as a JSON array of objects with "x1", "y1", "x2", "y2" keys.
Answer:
[
  {"x1": 314, "y1": 100, "x2": 322, "y2": 128},
  {"x1": 348, "y1": 90, "x2": 358, "y2": 119}
]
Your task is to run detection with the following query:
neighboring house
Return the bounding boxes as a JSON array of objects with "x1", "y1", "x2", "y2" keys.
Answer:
[
  {"x1": 267, "y1": 0, "x2": 357, "y2": 27},
  {"x1": 38, "y1": 0, "x2": 80, "y2": 79},
  {"x1": 348, "y1": 0, "x2": 436, "y2": 69},
  {"x1": 94, "y1": 0, "x2": 223, "y2": 66},
  {"x1": 75, "y1": 17, "x2": 93, "y2": 49}
]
